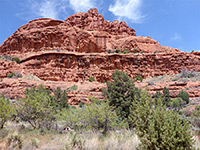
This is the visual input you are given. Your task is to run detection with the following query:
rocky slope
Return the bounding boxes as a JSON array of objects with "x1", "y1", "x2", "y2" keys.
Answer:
[{"x1": 0, "y1": 8, "x2": 199, "y2": 104}]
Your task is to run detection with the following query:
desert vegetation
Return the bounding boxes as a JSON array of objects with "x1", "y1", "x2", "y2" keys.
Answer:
[
  {"x1": 0, "y1": 55, "x2": 21, "y2": 64},
  {"x1": 7, "y1": 72, "x2": 22, "y2": 78},
  {"x1": 106, "y1": 48, "x2": 143, "y2": 54},
  {"x1": 0, "y1": 70, "x2": 200, "y2": 149}
]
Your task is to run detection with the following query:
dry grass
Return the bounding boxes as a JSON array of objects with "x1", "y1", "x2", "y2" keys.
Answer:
[
  {"x1": 83, "y1": 130, "x2": 140, "y2": 150},
  {"x1": 0, "y1": 122, "x2": 140, "y2": 150},
  {"x1": 1, "y1": 122, "x2": 200, "y2": 149},
  {"x1": 194, "y1": 135, "x2": 200, "y2": 149}
]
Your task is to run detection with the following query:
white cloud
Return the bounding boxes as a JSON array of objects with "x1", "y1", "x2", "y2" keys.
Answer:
[
  {"x1": 17, "y1": 0, "x2": 97, "y2": 21},
  {"x1": 171, "y1": 33, "x2": 182, "y2": 41},
  {"x1": 17, "y1": 0, "x2": 69, "y2": 20},
  {"x1": 39, "y1": 0, "x2": 58, "y2": 19},
  {"x1": 108, "y1": 0, "x2": 145, "y2": 23},
  {"x1": 69, "y1": 0, "x2": 96, "y2": 12},
  {"x1": 22, "y1": 0, "x2": 95, "y2": 20}
]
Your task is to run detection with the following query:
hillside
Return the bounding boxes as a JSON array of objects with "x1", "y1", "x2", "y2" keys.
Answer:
[{"x1": 0, "y1": 8, "x2": 200, "y2": 104}]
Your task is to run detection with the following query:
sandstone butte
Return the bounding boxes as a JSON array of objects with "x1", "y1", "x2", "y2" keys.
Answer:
[{"x1": 0, "y1": 8, "x2": 200, "y2": 105}]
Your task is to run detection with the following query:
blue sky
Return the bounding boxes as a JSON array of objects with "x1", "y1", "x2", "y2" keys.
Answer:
[{"x1": 0, "y1": 0, "x2": 199, "y2": 52}]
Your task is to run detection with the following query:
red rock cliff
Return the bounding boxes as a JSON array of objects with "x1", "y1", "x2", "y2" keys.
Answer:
[
  {"x1": 0, "y1": 8, "x2": 179, "y2": 54},
  {"x1": 0, "y1": 8, "x2": 200, "y2": 103}
]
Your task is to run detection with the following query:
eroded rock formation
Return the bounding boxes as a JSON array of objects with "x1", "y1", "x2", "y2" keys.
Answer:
[
  {"x1": 0, "y1": 8, "x2": 179, "y2": 55},
  {"x1": 18, "y1": 52, "x2": 200, "y2": 82},
  {"x1": 0, "y1": 8, "x2": 199, "y2": 103}
]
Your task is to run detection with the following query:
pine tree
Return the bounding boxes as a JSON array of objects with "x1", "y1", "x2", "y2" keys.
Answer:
[
  {"x1": 54, "y1": 87, "x2": 69, "y2": 110},
  {"x1": 102, "y1": 69, "x2": 141, "y2": 120}
]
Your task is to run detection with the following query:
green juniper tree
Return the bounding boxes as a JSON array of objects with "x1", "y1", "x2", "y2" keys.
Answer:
[
  {"x1": 102, "y1": 69, "x2": 141, "y2": 121},
  {"x1": 162, "y1": 87, "x2": 171, "y2": 106},
  {"x1": 152, "y1": 91, "x2": 162, "y2": 105},
  {"x1": 54, "y1": 87, "x2": 69, "y2": 110},
  {"x1": 178, "y1": 90, "x2": 190, "y2": 104},
  {"x1": 129, "y1": 90, "x2": 194, "y2": 150}
]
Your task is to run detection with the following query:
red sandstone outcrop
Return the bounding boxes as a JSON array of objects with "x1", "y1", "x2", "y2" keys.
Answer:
[
  {"x1": 135, "y1": 81, "x2": 200, "y2": 99},
  {"x1": 1, "y1": 51, "x2": 200, "y2": 83},
  {"x1": 0, "y1": 8, "x2": 199, "y2": 104},
  {"x1": 192, "y1": 51, "x2": 200, "y2": 56},
  {"x1": 0, "y1": 8, "x2": 180, "y2": 55},
  {"x1": 65, "y1": 8, "x2": 136, "y2": 36},
  {"x1": 17, "y1": 52, "x2": 200, "y2": 82},
  {"x1": 0, "y1": 78, "x2": 105, "y2": 105},
  {"x1": 1, "y1": 77, "x2": 200, "y2": 105},
  {"x1": 0, "y1": 60, "x2": 21, "y2": 78}
]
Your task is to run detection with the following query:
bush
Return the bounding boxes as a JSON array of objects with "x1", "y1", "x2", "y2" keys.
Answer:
[
  {"x1": 154, "y1": 51, "x2": 158, "y2": 54},
  {"x1": 66, "y1": 85, "x2": 78, "y2": 91},
  {"x1": 84, "y1": 102, "x2": 127, "y2": 133},
  {"x1": 102, "y1": 69, "x2": 141, "y2": 121},
  {"x1": 133, "y1": 48, "x2": 138, "y2": 53},
  {"x1": 59, "y1": 102, "x2": 127, "y2": 132},
  {"x1": 71, "y1": 85, "x2": 78, "y2": 91},
  {"x1": 12, "y1": 57, "x2": 21, "y2": 64},
  {"x1": 17, "y1": 85, "x2": 56, "y2": 130},
  {"x1": 89, "y1": 96, "x2": 103, "y2": 105},
  {"x1": 123, "y1": 49, "x2": 129, "y2": 54},
  {"x1": 59, "y1": 106, "x2": 84, "y2": 130},
  {"x1": 7, "y1": 72, "x2": 22, "y2": 78},
  {"x1": 152, "y1": 91, "x2": 162, "y2": 101},
  {"x1": 1, "y1": 55, "x2": 21, "y2": 64},
  {"x1": 89, "y1": 76, "x2": 95, "y2": 82},
  {"x1": 178, "y1": 90, "x2": 189, "y2": 104},
  {"x1": 115, "y1": 49, "x2": 121, "y2": 53},
  {"x1": 107, "y1": 49, "x2": 115, "y2": 54},
  {"x1": 135, "y1": 75, "x2": 143, "y2": 82},
  {"x1": 1, "y1": 55, "x2": 12, "y2": 61},
  {"x1": 7, "y1": 72, "x2": 16, "y2": 78},
  {"x1": 78, "y1": 102, "x2": 83, "y2": 107},
  {"x1": 31, "y1": 138, "x2": 40, "y2": 148},
  {"x1": 7, "y1": 135, "x2": 23, "y2": 150},
  {"x1": 0, "y1": 95, "x2": 16, "y2": 129},
  {"x1": 15, "y1": 72, "x2": 22, "y2": 78},
  {"x1": 180, "y1": 67, "x2": 196, "y2": 78},
  {"x1": 170, "y1": 97, "x2": 186, "y2": 111},
  {"x1": 129, "y1": 91, "x2": 194, "y2": 149}
]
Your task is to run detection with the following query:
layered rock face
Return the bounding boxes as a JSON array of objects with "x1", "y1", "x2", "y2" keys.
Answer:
[
  {"x1": 18, "y1": 52, "x2": 200, "y2": 82},
  {"x1": 0, "y1": 8, "x2": 179, "y2": 55},
  {"x1": 0, "y1": 8, "x2": 200, "y2": 103}
]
